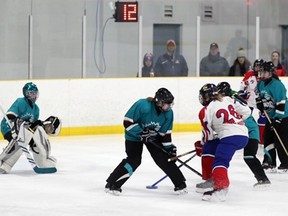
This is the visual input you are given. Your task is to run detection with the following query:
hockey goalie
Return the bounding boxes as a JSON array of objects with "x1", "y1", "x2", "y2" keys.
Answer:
[
  {"x1": 0, "y1": 116, "x2": 61, "y2": 174},
  {"x1": 0, "y1": 82, "x2": 61, "y2": 173}
]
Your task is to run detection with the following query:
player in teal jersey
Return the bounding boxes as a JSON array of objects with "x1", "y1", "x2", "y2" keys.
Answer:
[
  {"x1": 256, "y1": 61, "x2": 288, "y2": 172},
  {"x1": 0, "y1": 82, "x2": 60, "y2": 173},
  {"x1": 105, "y1": 88, "x2": 187, "y2": 195}
]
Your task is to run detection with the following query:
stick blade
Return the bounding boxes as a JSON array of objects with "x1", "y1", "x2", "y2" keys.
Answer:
[
  {"x1": 34, "y1": 166, "x2": 57, "y2": 174},
  {"x1": 146, "y1": 185, "x2": 158, "y2": 189}
]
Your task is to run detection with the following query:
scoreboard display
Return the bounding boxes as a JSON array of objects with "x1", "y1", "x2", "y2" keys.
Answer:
[{"x1": 114, "y1": 1, "x2": 138, "y2": 22}]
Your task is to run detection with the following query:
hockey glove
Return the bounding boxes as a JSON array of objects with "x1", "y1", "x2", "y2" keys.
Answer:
[
  {"x1": 164, "y1": 144, "x2": 177, "y2": 157},
  {"x1": 237, "y1": 90, "x2": 248, "y2": 100},
  {"x1": 140, "y1": 129, "x2": 158, "y2": 143},
  {"x1": 256, "y1": 97, "x2": 265, "y2": 112},
  {"x1": 194, "y1": 140, "x2": 203, "y2": 157},
  {"x1": 270, "y1": 118, "x2": 282, "y2": 131}
]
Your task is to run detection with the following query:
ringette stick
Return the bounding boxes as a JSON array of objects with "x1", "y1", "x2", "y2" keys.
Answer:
[
  {"x1": 263, "y1": 110, "x2": 288, "y2": 157},
  {"x1": 148, "y1": 139, "x2": 202, "y2": 177},
  {"x1": 146, "y1": 153, "x2": 197, "y2": 189},
  {"x1": 168, "y1": 149, "x2": 196, "y2": 162}
]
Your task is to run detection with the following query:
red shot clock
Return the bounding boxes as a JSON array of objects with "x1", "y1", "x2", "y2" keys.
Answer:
[{"x1": 114, "y1": 1, "x2": 138, "y2": 22}]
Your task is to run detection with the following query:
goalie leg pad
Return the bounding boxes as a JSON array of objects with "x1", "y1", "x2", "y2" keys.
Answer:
[
  {"x1": 30, "y1": 127, "x2": 57, "y2": 168},
  {"x1": 0, "y1": 140, "x2": 22, "y2": 173}
]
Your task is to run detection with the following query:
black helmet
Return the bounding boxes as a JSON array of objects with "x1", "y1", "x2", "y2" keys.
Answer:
[
  {"x1": 253, "y1": 59, "x2": 264, "y2": 68},
  {"x1": 199, "y1": 83, "x2": 218, "y2": 106},
  {"x1": 217, "y1": 82, "x2": 231, "y2": 96},
  {"x1": 262, "y1": 61, "x2": 274, "y2": 73},
  {"x1": 154, "y1": 88, "x2": 174, "y2": 104}
]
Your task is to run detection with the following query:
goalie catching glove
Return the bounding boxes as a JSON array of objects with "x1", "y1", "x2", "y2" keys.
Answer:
[
  {"x1": 42, "y1": 116, "x2": 62, "y2": 136},
  {"x1": 29, "y1": 116, "x2": 61, "y2": 136}
]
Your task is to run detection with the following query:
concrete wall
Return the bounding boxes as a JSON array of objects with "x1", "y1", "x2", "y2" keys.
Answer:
[{"x1": 1, "y1": 77, "x2": 287, "y2": 137}]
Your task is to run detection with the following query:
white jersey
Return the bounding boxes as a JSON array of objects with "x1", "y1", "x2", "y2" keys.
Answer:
[
  {"x1": 199, "y1": 96, "x2": 250, "y2": 142},
  {"x1": 239, "y1": 70, "x2": 259, "y2": 108}
]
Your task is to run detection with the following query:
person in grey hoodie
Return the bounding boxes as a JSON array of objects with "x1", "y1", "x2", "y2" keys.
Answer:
[{"x1": 200, "y1": 42, "x2": 230, "y2": 76}]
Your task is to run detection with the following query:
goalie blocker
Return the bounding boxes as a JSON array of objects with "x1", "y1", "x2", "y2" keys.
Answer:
[{"x1": 0, "y1": 116, "x2": 61, "y2": 173}]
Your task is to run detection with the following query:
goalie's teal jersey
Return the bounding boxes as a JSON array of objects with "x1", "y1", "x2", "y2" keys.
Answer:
[
  {"x1": 257, "y1": 78, "x2": 288, "y2": 119},
  {"x1": 124, "y1": 98, "x2": 173, "y2": 142},
  {"x1": 1, "y1": 97, "x2": 40, "y2": 136}
]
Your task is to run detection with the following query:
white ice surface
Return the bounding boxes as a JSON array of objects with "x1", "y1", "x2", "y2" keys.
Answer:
[{"x1": 0, "y1": 133, "x2": 287, "y2": 216}]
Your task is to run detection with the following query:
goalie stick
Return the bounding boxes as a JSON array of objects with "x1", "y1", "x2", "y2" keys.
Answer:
[
  {"x1": 0, "y1": 104, "x2": 57, "y2": 174},
  {"x1": 146, "y1": 152, "x2": 197, "y2": 189}
]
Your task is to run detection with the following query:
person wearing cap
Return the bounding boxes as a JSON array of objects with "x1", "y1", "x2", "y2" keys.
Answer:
[
  {"x1": 154, "y1": 39, "x2": 188, "y2": 77},
  {"x1": 200, "y1": 42, "x2": 230, "y2": 76},
  {"x1": 137, "y1": 53, "x2": 154, "y2": 77},
  {"x1": 228, "y1": 48, "x2": 251, "y2": 76}
]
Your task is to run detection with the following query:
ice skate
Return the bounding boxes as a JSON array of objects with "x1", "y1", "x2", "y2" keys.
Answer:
[
  {"x1": 174, "y1": 182, "x2": 188, "y2": 195},
  {"x1": 195, "y1": 179, "x2": 213, "y2": 193},
  {"x1": 277, "y1": 165, "x2": 288, "y2": 174},
  {"x1": 202, "y1": 188, "x2": 228, "y2": 202},
  {"x1": 105, "y1": 183, "x2": 122, "y2": 196},
  {"x1": 253, "y1": 179, "x2": 271, "y2": 190},
  {"x1": 262, "y1": 162, "x2": 277, "y2": 173}
]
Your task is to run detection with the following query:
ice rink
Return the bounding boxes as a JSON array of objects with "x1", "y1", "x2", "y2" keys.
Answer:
[{"x1": 0, "y1": 132, "x2": 287, "y2": 216}]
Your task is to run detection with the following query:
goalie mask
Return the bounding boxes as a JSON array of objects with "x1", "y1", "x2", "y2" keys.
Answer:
[
  {"x1": 23, "y1": 82, "x2": 39, "y2": 103},
  {"x1": 199, "y1": 83, "x2": 218, "y2": 106},
  {"x1": 43, "y1": 116, "x2": 62, "y2": 136}
]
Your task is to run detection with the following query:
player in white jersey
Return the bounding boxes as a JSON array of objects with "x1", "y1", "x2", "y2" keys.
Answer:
[
  {"x1": 197, "y1": 83, "x2": 249, "y2": 201},
  {"x1": 239, "y1": 59, "x2": 265, "y2": 144}
]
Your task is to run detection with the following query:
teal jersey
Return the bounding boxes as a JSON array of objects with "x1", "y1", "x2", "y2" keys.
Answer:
[
  {"x1": 244, "y1": 115, "x2": 259, "y2": 141},
  {"x1": 233, "y1": 94, "x2": 259, "y2": 141},
  {"x1": 124, "y1": 99, "x2": 173, "y2": 142},
  {"x1": 257, "y1": 78, "x2": 288, "y2": 119},
  {"x1": 1, "y1": 97, "x2": 40, "y2": 136}
]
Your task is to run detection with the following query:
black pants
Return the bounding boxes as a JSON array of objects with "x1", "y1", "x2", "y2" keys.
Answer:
[
  {"x1": 106, "y1": 140, "x2": 186, "y2": 189},
  {"x1": 263, "y1": 116, "x2": 288, "y2": 167},
  {"x1": 244, "y1": 138, "x2": 269, "y2": 181}
]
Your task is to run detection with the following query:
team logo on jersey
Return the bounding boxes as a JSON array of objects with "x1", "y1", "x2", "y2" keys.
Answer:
[
  {"x1": 260, "y1": 92, "x2": 275, "y2": 112},
  {"x1": 143, "y1": 122, "x2": 161, "y2": 131}
]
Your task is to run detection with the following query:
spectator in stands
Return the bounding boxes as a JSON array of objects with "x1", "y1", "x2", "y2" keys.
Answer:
[
  {"x1": 137, "y1": 53, "x2": 154, "y2": 77},
  {"x1": 224, "y1": 29, "x2": 252, "y2": 65},
  {"x1": 200, "y1": 42, "x2": 230, "y2": 76},
  {"x1": 271, "y1": 50, "x2": 286, "y2": 76},
  {"x1": 154, "y1": 40, "x2": 188, "y2": 77},
  {"x1": 229, "y1": 48, "x2": 251, "y2": 76}
]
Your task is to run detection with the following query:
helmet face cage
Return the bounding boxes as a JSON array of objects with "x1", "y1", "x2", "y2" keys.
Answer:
[
  {"x1": 259, "y1": 61, "x2": 274, "y2": 80},
  {"x1": 253, "y1": 59, "x2": 264, "y2": 68},
  {"x1": 253, "y1": 59, "x2": 264, "y2": 74},
  {"x1": 23, "y1": 82, "x2": 39, "y2": 103},
  {"x1": 199, "y1": 83, "x2": 217, "y2": 106},
  {"x1": 154, "y1": 88, "x2": 174, "y2": 104},
  {"x1": 217, "y1": 82, "x2": 231, "y2": 96},
  {"x1": 154, "y1": 88, "x2": 174, "y2": 111}
]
